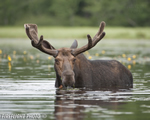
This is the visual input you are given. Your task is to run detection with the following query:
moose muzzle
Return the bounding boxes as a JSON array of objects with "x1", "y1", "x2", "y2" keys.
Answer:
[{"x1": 61, "y1": 70, "x2": 75, "y2": 88}]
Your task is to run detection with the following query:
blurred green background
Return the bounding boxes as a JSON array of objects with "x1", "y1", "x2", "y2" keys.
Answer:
[{"x1": 0, "y1": 0, "x2": 150, "y2": 39}]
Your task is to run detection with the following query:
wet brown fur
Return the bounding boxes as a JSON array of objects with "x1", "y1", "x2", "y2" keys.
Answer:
[{"x1": 55, "y1": 49, "x2": 133, "y2": 89}]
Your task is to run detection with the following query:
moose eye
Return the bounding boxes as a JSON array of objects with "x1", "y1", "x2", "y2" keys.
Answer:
[
  {"x1": 72, "y1": 58, "x2": 76, "y2": 63},
  {"x1": 55, "y1": 59, "x2": 60, "y2": 64}
]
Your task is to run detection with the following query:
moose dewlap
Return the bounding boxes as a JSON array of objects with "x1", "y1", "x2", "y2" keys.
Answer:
[{"x1": 24, "y1": 21, "x2": 133, "y2": 89}]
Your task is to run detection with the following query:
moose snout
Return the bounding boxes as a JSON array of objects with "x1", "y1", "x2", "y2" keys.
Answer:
[{"x1": 62, "y1": 71, "x2": 75, "y2": 87}]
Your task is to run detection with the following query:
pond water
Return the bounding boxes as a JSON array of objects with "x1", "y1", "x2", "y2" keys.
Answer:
[{"x1": 0, "y1": 39, "x2": 150, "y2": 120}]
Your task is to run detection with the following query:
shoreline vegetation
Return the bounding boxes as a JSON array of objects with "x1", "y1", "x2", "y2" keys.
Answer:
[{"x1": 0, "y1": 26, "x2": 149, "y2": 39}]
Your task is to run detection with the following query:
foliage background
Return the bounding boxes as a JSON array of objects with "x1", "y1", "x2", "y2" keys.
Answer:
[{"x1": 0, "y1": 0, "x2": 150, "y2": 27}]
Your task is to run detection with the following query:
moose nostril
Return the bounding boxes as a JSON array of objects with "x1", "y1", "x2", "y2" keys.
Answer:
[{"x1": 62, "y1": 77, "x2": 75, "y2": 88}]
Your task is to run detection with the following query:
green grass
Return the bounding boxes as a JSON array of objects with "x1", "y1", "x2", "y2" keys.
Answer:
[{"x1": 0, "y1": 26, "x2": 150, "y2": 39}]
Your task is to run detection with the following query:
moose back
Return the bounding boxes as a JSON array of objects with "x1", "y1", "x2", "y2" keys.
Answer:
[{"x1": 24, "y1": 21, "x2": 133, "y2": 89}]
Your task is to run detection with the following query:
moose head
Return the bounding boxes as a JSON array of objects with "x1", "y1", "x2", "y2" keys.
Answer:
[{"x1": 24, "y1": 22, "x2": 105, "y2": 88}]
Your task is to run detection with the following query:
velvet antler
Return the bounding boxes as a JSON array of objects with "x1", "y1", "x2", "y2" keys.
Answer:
[
  {"x1": 72, "y1": 21, "x2": 106, "y2": 56},
  {"x1": 24, "y1": 24, "x2": 58, "y2": 57}
]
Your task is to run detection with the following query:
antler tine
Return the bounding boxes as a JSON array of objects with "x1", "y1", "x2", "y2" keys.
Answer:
[
  {"x1": 31, "y1": 35, "x2": 44, "y2": 48},
  {"x1": 72, "y1": 21, "x2": 106, "y2": 56},
  {"x1": 92, "y1": 21, "x2": 105, "y2": 47},
  {"x1": 25, "y1": 24, "x2": 35, "y2": 42},
  {"x1": 32, "y1": 35, "x2": 58, "y2": 57},
  {"x1": 24, "y1": 24, "x2": 58, "y2": 57}
]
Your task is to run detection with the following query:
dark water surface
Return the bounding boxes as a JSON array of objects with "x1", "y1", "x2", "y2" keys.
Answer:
[{"x1": 0, "y1": 39, "x2": 150, "y2": 120}]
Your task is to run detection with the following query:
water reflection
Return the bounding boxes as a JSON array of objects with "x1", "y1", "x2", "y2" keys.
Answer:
[
  {"x1": 55, "y1": 90, "x2": 85, "y2": 120},
  {"x1": 54, "y1": 89, "x2": 133, "y2": 120}
]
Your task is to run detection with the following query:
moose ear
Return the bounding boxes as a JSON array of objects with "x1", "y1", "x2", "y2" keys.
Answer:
[{"x1": 70, "y1": 40, "x2": 78, "y2": 49}]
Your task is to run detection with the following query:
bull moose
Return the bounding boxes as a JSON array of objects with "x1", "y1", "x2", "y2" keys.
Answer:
[{"x1": 24, "y1": 21, "x2": 133, "y2": 89}]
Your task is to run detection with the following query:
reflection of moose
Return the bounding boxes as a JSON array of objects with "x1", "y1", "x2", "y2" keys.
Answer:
[
  {"x1": 54, "y1": 90, "x2": 127, "y2": 120},
  {"x1": 54, "y1": 90, "x2": 85, "y2": 120},
  {"x1": 24, "y1": 21, "x2": 133, "y2": 89}
]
